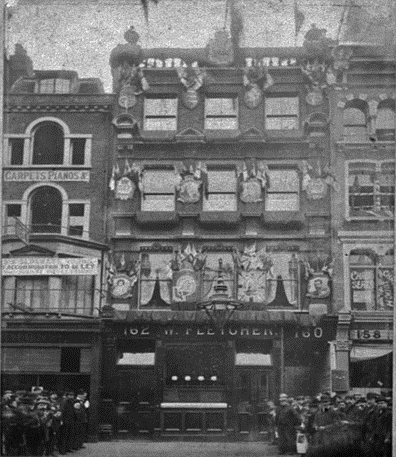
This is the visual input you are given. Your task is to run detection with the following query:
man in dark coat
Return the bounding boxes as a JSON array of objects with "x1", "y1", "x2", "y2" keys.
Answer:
[
  {"x1": 361, "y1": 392, "x2": 379, "y2": 457},
  {"x1": 275, "y1": 393, "x2": 302, "y2": 455},
  {"x1": 58, "y1": 391, "x2": 75, "y2": 455}
]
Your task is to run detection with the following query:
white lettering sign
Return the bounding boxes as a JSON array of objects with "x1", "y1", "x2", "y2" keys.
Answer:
[
  {"x1": 3, "y1": 257, "x2": 98, "y2": 276},
  {"x1": 4, "y1": 170, "x2": 90, "y2": 182}
]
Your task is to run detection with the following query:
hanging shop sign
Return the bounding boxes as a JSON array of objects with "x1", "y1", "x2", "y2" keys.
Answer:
[
  {"x1": 3, "y1": 257, "x2": 98, "y2": 276},
  {"x1": 4, "y1": 170, "x2": 90, "y2": 182}
]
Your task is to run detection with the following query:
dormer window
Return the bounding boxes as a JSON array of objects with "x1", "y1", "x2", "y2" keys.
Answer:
[
  {"x1": 38, "y1": 78, "x2": 71, "y2": 94},
  {"x1": 204, "y1": 97, "x2": 238, "y2": 130},
  {"x1": 144, "y1": 97, "x2": 178, "y2": 131}
]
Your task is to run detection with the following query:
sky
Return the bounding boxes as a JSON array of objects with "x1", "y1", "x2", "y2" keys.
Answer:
[{"x1": 5, "y1": 0, "x2": 391, "y2": 92}]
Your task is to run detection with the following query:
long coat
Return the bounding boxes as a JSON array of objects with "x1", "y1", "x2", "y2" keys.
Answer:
[{"x1": 275, "y1": 405, "x2": 301, "y2": 454}]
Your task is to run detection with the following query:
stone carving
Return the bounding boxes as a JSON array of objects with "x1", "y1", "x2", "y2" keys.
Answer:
[
  {"x1": 176, "y1": 65, "x2": 206, "y2": 109},
  {"x1": 238, "y1": 160, "x2": 269, "y2": 203},
  {"x1": 107, "y1": 256, "x2": 139, "y2": 299},
  {"x1": 206, "y1": 29, "x2": 234, "y2": 66},
  {"x1": 109, "y1": 160, "x2": 142, "y2": 200},
  {"x1": 243, "y1": 66, "x2": 274, "y2": 109},
  {"x1": 299, "y1": 160, "x2": 339, "y2": 200},
  {"x1": 175, "y1": 162, "x2": 205, "y2": 203}
]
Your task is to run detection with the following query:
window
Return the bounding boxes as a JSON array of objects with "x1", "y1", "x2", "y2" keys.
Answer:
[
  {"x1": 30, "y1": 187, "x2": 62, "y2": 233},
  {"x1": 38, "y1": 78, "x2": 71, "y2": 94},
  {"x1": 71, "y1": 139, "x2": 86, "y2": 165},
  {"x1": 376, "y1": 102, "x2": 395, "y2": 141},
  {"x1": 33, "y1": 122, "x2": 64, "y2": 165},
  {"x1": 205, "y1": 97, "x2": 238, "y2": 130},
  {"x1": 143, "y1": 97, "x2": 178, "y2": 131},
  {"x1": 139, "y1": 252, "x2": 173, "y2": 309},
  {"x1": 68, "y1": 203, "x2": 85, "y2": 237},
  {"x1": 203, "y1": 169, "x2": 237, "y2": 211},
  {"x1": 4, "y1": 204, "x2": 22, "y2": 236},
  {"x1": 265, "y1": 97, "x2": 299, "y2": 130},
  {"x1": 9, "y1": 139, "x2": 24, "y2": 165},
  {"x1": 349, "y1": 249, "x2": 393, "y2": 311},
  {"x1": 265, "y1": 169, "x2": 299, "y2": 211},
  {"x1": 61, "y1": 275, "x2": 94, "y2": 314},
  {"x1": 15, "y1": 277, "x2": 49, "y2": 310},
  {"x1": 141, "y1": 169, "x2": 176, "y2": 211},
  {"x1": 343, "y1": 103, "x2": 368, "y2": 142},
  {"x1": 348, "y1": 162, "x2": 394, "y2": 218},
  {"x1": 266, "y1": 253, "x2": 299, "y2": 306}
]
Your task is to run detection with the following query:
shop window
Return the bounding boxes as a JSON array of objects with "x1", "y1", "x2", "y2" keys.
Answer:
[
  {"x1": 139, "y1": 251, "x2": 173, "y2": 309},
  {"x1": 203, "y1": 169, "x2": 237, "y2": 211},
  {"x1": 348, "y1": 162, "x2": 394, "y2": 218},
  {"x1": 141, "y1": 169, "x2": 176, "y2": 211},
  {"x1": 266, "y1": 252, "x2": 299, "y2": 307},
  {"x1": 265, "y1": 169, "x2": 299, "y2": 211},
  {"x1": 9, "y1": 138, "x2": 24, "y2": 165},
  {"x1": 264, "y1": 97, "x2": 299, "y2": 130},
  {"x1": 68, "y1": 203, "x2": 86, "y2": 237},
  {"x1": 202, "y1": 251, "x2": 235, "y2": 301},
  {"x1": 14, "y1": 277, "x2": 49, "y2": 310},
  {"x1": 204, "y1": 97, "x2": 238, "y2": 130},
  {"x1": 2, "y1": 348, "x2": 61, "y2": 372},
  {"x1": 30, "y1": 186, "x2": 62, "y2": 233},
  {"x1": 343, "y1": 102, "x2": 368, "y2": 142},
  {"x1": 350, "y1": 351, "x2": 392, "y2": 389},
  {"x1": 376, "y1": 101, "x2": 395, "y2": 141},
  {"x1": 38, "y1": 78, "x2": 71, "y2": 94},
  {"x1": 61, "y1": 275, "x2": 95, "y2": 314},
  {"x1": 349, "y1": 249, "x2": 394, "y2": 311},
  {"x1": 33, "y1": 122, "x2": 64, "y2": 165},
  {"x1": 143, "y1": 97, "x2": 178, "y2": 131}
]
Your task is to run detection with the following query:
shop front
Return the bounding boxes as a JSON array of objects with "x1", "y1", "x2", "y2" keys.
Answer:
[
  {"x1": 100, "y1": 313, "x2": 337, "y2": 441},
  {"x1": 349, "y1": 320, "x2": 393, "y2": 396}
]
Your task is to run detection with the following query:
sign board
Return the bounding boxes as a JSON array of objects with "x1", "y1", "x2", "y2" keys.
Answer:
[
  {"x1": 350, "y1": 329, "x2": 393, "y2": 341},
  {"x1": 2, "y1": 257, "x2": 98, "y2": 276},
  {"x1": 4, "y1": 170, "x2": 90, "y2": 182}
]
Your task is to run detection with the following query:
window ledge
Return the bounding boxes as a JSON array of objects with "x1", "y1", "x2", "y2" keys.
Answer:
[
  {"x1": 262, "y1": 211, "x2": 305, "y2": 228},
  {"x1": 135, "y1": 211, "x2": 179, "y2": 225},
  {"x1": 199, "y1": 212, "x2": 240, "y2": 225}
]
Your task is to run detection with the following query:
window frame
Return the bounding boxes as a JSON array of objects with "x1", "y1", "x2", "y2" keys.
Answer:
[
  {"x1": 265, "y1": 168, "x2": 300, "y2": 212},
  {"x1": 204, "y1": 96, "x2": 239, "y2": 130},
  {"x1": 264, "y1": 96, "x2": 300, "y2": 131},
  {"x1": 36, "y1": 78, "x2": 72, "y2": 94},
  {"x1": 346, "y1": 160, "x2": 395, "y2": 220},
  {"x1": 202, "y1": 168, "x2": 238, "y2": 212},
  {"x1": 342, "y1": 103, "x2": 368, "y2": 143},
  {"x1": 140, "y1": 168, "x2": 176, "y2": 212},
  {"x1": 67, "y1": 200, "x2": 90, "y2": 239},
  {"x1": 143, "y1": 96, "x2": 178, "y2": 131}
]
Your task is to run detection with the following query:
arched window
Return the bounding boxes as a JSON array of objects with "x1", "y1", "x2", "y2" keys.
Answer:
[
  {"x1": 343, "y1": 102, "x2": 368, "y2": 142},
  {"x1": 30, "y1": 187, "x2": 62, "y2": 233},
  {"x1": 376, "y1": 101, "x2": 395, "y2": 141},
  {"x1": 32, "y1": 122, "x2": 64, "y2": 165}
]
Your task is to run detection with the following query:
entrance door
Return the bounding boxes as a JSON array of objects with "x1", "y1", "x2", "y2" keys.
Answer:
[
  {"x1": 235, "y1": 368, "x2": 273, "y2": 441},
  {"x1": 117, "y1": 367, "x2": 157, "y2": 438}
]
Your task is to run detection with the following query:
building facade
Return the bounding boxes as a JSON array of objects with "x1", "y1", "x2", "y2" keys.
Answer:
[{"x1": 2, "y1": 49, "x2": 113, "y2": 441}]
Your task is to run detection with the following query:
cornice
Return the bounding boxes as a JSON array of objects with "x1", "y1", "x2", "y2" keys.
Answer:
[{"x1": 5, "y1": 104, "x2": 113, "y2": 113}]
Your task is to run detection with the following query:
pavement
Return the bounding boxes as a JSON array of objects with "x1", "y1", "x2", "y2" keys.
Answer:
[{"x1": 73, "y1": 441, "x2": 285, "y2": 456}]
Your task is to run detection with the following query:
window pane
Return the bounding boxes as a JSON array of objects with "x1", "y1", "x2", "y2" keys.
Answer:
[
  {"x1": 343, "y1": 107, "x2": 366, "y2": 125},
  {"x1": 7, "y1": 204, "x2": 21, "y2": 217},
  {"x1": 205, "y1": 98, "x2": 238, "y2": 116},
  {"x1": 350, "y1": 268, "x2": 375, "y2": 311},
  {"x1": 39, "y1": 79, "x2": 55, "y2": 93},
  {"x1": 140, "y1": 252, "x2": 173, "y2": 307},
  {"x1": 145, "y1": 98, "x2": 177, "y2": 116},
  {"x1": 10, "y1": 139, "x2": 24, "y2": 165},
  {"x1": 54, "y1": 79, "x2": 71, "y2": 93},
  {"x1": 33, "y1": 123, "x2": 64, "y2": 165},
  {"x1": 207, "y1": 170, "x2": 237, "y2": 192},
  {"x1": 265, "y1": 117, "x2": 298, "y2": 130},
  {"x1": 144, "y1": 118, "x2": 177, "y2": 131},
  {"x1": 31, "y1": 187, "x2": 62, "y2": 233},
  {"x1": 69, "y1": 204, "x2": 84, "y2": 217},
  {"x1": 344, "y1": 126, "x2": 368, "y2": 142},
  {"x1": 16, "y1": 277, "x2": 49, "y2": 310},
  {"x1": 71, "y1": 139, "x2": 86, "y2": 165},
  {"x1": 265, "y1": 98, "x2": 299, "y2": 115},
  {"x1": 203, "y1": 194, "x2": 237, "y2": 211},
  {"x1": 268, "y1": 170, "x2": 299, "y2": 192},
  {"x1": 141, "y1": 195, "x2": 175, "y2": 211},
  {"x1": 143, "y1": 170, "x2": 176, "y2": 193},
  {"x1": 266, "y1": 193, "x2": 299, "y2": 211},
  {"x1": 376, "y1": 107, "x2": 395, "y2": 129}
]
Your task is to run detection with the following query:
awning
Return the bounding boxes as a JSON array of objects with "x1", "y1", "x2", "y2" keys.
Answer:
[{"x1": 350, "y1": 345, "x2": 392, "y2": 362}]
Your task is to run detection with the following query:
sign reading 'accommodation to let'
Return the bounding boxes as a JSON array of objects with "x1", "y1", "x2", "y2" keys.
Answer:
[{"x1": 3, "y1": 257, "x2": 98, "y2": 276}]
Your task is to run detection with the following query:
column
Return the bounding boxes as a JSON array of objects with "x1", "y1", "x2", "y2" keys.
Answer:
[
  {"x1": 334, "y1": 312, "x2": 352, "y2": 392},
  {"x1": 88, "y1": 332, "x2": 101, "y2": 442}
]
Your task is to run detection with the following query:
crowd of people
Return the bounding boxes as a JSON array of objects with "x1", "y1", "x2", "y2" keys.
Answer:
[
  {"x1": 268, "y1": 391, "x2": 392, "y2": 457},
  {"x1": 1, "y1": 387, "x2": 89, "y2": 456}
]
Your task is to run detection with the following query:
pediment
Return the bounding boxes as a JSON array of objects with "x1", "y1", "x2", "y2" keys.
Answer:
[
  {"x1": 239, "y1": 127, "x2": 266, "y2": 142},
  {"x1": 9, "y1": 244, "x2": 56, "y2": 257},
  {"x1": 175, "y1": 128, "x2": 205, "y2": 142}
]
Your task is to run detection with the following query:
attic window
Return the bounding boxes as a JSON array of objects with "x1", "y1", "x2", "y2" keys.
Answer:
[{"x1": 38, "y1": 78, "x2": 71, "y2": 94}]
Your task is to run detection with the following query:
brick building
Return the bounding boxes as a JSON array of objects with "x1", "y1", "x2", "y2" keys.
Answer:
[{"x1": 1, "y1": 47, "x2": 113, "y2": 441}]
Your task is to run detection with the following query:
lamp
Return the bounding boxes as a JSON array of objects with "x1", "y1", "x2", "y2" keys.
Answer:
[{"x1": 198, "y1": 259, "x2": 243, "y2": 331}]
